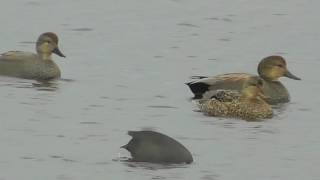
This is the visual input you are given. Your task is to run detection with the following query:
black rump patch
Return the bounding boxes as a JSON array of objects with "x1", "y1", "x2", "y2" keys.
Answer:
[{"x1": 186, "y1": 82, "x2": 210, "y2": 99}]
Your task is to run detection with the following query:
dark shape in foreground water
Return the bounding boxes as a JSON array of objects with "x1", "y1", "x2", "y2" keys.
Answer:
[{"x1": 122, "y1": 131, "x2": 193, "y2": 164}]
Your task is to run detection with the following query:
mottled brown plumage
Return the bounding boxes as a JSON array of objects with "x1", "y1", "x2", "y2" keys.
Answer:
[{"x1": 198, "y1": 76, "x2": 273, "y2": 121}]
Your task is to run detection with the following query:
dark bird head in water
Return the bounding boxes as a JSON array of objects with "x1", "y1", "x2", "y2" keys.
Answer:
[{"x1": 121, "y1": 131, "x2": 193, "y2": 164}]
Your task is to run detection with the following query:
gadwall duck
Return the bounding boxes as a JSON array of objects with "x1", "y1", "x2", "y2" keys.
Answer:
[
  {"x1": 187, "y1": 56, "x2": 301, "y2": 104},
  {"x1": 122, "y1": 130, "x2": 193, "y2": 164},
  {"x1": 0, "y1": 32, "x2": 65, "y2": 80},
  {"x1": 198, "y1": 76, "x2": 273, "y2": 121}
]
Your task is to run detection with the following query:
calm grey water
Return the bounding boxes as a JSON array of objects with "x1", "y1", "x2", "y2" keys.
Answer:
[{"x1": 0, "y1": 0, "x2": 319, "y2": 179}]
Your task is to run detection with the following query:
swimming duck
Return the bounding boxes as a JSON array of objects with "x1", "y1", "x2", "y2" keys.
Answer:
[
  {"x1": 186, "y1": 56, "x2": 301, "y2": 104},
  {"x1": 0, "y1": 32, "x2": 65, "y2": 80},
  {"x1": 122, "y1": 130, "x2": 193, "y2": 164},
  {"x1": 198, "y1": 76, "x2": 273, "y2": 121}
]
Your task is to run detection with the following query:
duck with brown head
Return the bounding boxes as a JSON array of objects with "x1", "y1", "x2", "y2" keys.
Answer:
[
  {"x1": 257, "y1": 56, "x2": 300, "y2": 81},
  {"x1": 0, "y1": 32, "x2": 66, "y2": 80},
  {"x1": 186, "y1": 55, "x2": 301, "y2": 104}
]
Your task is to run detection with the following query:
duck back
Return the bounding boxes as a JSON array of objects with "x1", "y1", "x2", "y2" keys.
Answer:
[{"x1": 0, "y1": 52, "x2": 61, "y2": 80}]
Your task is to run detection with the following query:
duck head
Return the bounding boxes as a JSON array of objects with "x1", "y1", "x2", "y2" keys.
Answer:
[
  {"x1": 257, "y1": 56, "x2": 300, "y2": 81},
  {"x1": 241, "y1": 76, "x2": 266, "y2": 100},
  {"x1": 36, "y1": 32, "x2": 65, "y2": 59}
]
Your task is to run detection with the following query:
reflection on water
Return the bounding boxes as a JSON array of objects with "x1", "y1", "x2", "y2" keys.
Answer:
[
  {"x1": 123, "y1": 161, "x2": 191, "y2": 170},
  {"x1": 25, "y1": 1, "x2": 41, "y2": 6},
  {"x1": 79, "y1": 121, "x2": 101, "y2": 124},
  {"x1": 61, "y1": 158, "x2": 77, "y2": 163},
  {"x1": 221, "y1": 18, "x2": 233, "y2": 22},
  {"x1": 70, "y1": 28, "x2": 94, "y2": 32},
  {"x1": 147, "y1": 105, "x2": 179, "y2": 109},
  {"x1": 208, "y1": 58, "x2": 218, "y2": 61},
  {"x1": 201, "y1": 174, "x2": 220, "y2": 180},
  {"x1": 218, "y1": 38, "x2": 231, "y2": 42},
  {"x1": 20, "y1": 156, "x2": 37, "y2": 160},
  {"x1": 50, "y1": 155, "x2": 63, "y2": 159},
  {"x1": 205, "y1": 17, "x2": 234, "y2": 22},
  {"x1": 177, "y1": 23, "x2": 200, "y2": 28},
  {"x1": 32, "y1": 81, "x2": 59, "y2": 91},
  {"x1": 0, "y1": 77, "x2": 72, "y2": 91},
  {"x1": 271, "y1": 103, "x2": 290, "y2": 117},
  {"x1": 59, "y1": 78, "x2": 75, "y2": 83},
  {"x1": 272, "y1": 13, "x2": 287, "y2": 16}
]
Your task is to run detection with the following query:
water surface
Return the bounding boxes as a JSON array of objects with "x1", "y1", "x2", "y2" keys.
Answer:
[{"x1": 0, "y1": 0, "x2": 319, "y2": 180}]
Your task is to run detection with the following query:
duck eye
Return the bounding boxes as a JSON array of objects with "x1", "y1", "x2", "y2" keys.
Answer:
[{"x1": 277, "y1": 64, "x2": 284, "y2": 68}]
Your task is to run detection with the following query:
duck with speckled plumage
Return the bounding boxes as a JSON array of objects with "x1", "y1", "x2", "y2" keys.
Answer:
[{"x1": 198, "y1": 76, "x2": 273, "y2": 121}]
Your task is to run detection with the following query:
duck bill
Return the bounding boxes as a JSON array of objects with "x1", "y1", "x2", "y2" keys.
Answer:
[
  {"x1": 284, "y1": 70, "x2": 301, "y2": 80},
  {"x1": 52, "y1": 47, "x2": 66, "y2": 57}
]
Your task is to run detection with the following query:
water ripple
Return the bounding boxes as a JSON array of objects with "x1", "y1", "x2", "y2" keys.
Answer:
[
  {"x1": 147, "y1": 105, "x2": 178, "y2": 109},
  {"x1": 177, "y1": 23, "x2": 200, "y2": 28}
]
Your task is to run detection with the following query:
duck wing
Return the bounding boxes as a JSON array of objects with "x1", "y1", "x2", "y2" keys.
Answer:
[
  {"x1": 186, "y1": 73, "x2": 253, "y2": 99},
  {"x1": 209, "y1": 89, "x2": 242, "y2": 102},
  {"x1": 0, "y1": 51, "x2": 39, "y2": 78},
  {"x1": 0, "y1": 51, "x2": 37, "y2": 62}
]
